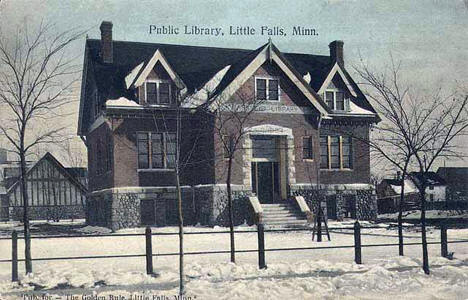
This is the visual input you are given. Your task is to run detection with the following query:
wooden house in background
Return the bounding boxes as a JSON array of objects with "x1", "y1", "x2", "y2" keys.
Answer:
[{"x1": 2, "y1": 152, "x2": 87, "y2": 221}]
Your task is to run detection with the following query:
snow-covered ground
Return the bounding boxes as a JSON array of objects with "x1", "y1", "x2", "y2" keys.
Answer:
[
  {"x1": 0, "y1": 223, "x2": 467, "y2": 299},
  {"x1": 379, "y1": 209, "x2": 468, "y2": 220}
]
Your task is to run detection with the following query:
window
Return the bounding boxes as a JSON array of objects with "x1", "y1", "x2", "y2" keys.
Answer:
[
  {"x1": 324, "y1": 90, "x2": 347, "y2": 111},
  {"x1": 320, "y1": 135, "x2": 353, "y2": 169},
  {"x1": 252, "y1": 136, "x2": 277, "y2": 160},
  {"x1": 320, "y1": 136, "x2": 328, "y2": 168},
  {"x1": 429, "y1": 185, "x2": 434, "y2": 190},
  {"x1": 342, "y1": 136, "x2": 352, "y2": 168},
  {"x1": 330, "y1": 136, "x2": 340, "y2": 168},
  {"x1": 302, "y1": 136, "x2": 313, "y2": 160},
  {"x1": 93, "y1": 90, "x2": 101, "y2": 119},
  {"x1": 256, "y1": 78, "x2": 279, "y2": 101},
  {"x1": 105, "y1": 135, "x2": 112, "y2": 172},
  {"x1": 145, "y1": 80, "x2": 171, "y2": 105},
  {"x1": 223, "y1": 135, "x2": 235, "y2": 159},
  {"x1": 96, "y1": 139, "x2": 103, "y2": 174},
  {"x1": 429, "y1": 194, "x2": 434, "y2": 201},
  {"x1": 137, "y1": 132, "x2": 176, "y2": 169}
]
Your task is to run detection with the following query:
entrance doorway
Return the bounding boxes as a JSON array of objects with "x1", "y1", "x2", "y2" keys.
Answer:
[
  {"x1": 250, "y1": 135, "x2": 284, "y2": 203},
  {"x1": 251, "y1": 162, "x2": 280, "y2": 203}
]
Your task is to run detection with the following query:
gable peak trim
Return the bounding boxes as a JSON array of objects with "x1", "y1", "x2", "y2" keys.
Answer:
[
  {"x1": 132, "y1": 49, "x2": 186, "y2": 92},
  {"x1": 318, "y1": 62, "x2": 357, "y2": 97},
  {"x1": 209, "y1": 41, "x2": 329, "y2": 116}
]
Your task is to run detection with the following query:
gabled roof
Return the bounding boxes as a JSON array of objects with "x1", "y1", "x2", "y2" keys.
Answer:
[
  {"x1": 437, "y1": 167, "x2": 468, "y2": 178},
  {"x1": 410, "y1": 172, "x2": 447, "y2": 186},
  {"x1": 79, "y1": 38, "x2": 379, "y2": 134},
  {"x1": 318, "y1": 63, "x2": 357, "y2": 97},
  {"x1": 206, "y1": 42, "x2": 330, "y2": 115},
  {"x1": 381, "y1": 178, "x2": 418, "y2": 195},
  {"x1": 7, "y1": 152, "x2": 88, "y2": 195}
]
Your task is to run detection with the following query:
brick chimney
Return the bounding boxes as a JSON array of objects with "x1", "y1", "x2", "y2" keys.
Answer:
[
  {"x1": 396, "y1": 171, "x2": 401, "y2": 181},
  {"x1": 329, "y1": 40, "x2": 344, "y2": 67},
  {"x1": 100, "y1": 21, "x2": 113, "y2": 64}
]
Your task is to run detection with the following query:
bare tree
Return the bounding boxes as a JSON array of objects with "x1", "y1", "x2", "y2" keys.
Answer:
[
  {"x1": 353, "y1": 59, "x2": 418, "y2": 256},
  {"x1": 409, "y1": 91, "x2": 468, "y2": 274},
  {"x1": 58, "y1": 136, "x2": 87, "y2": 168},
  {"x1": 201, "y1": 89, "x2": 267, "y2": 263},
  {"x1": 0, "y1": 21, "x2": 83, "y2": 273},
  {"x1": 355, "y1": 58, "x2": 468, "y2": 274},
  {"x1": 148, "y1": 98, "x2": 187, "y2": 295}
]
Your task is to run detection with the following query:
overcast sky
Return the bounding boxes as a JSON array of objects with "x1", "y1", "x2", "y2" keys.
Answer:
[{"x1": 0, "y1": 0, "x2": 467, "y2": 168}]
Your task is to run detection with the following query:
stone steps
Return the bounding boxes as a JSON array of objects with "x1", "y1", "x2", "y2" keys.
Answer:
[{"x1": 261, "y1": 202, "x2": 310, "y2": 228}]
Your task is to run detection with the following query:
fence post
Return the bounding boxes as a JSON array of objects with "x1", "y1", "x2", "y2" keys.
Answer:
[
  {"x1": 12, "y1": 230, "x2": 18, "y2": 282},
  {"x1": 317, "y1": 209, "x2": 322, "y2": 242},
  {"x1": 354, "y1": 221, "x2": 362, "y2": 264},
  {"x1": 257, "y1": 223, "x2": 267, "y2": 269},
  {"x1": 145, "y1": 226, "x2": 153, "y2": 274},
  {"x1": 440, "y1": 223, "x2": 448, "y2": 258}
]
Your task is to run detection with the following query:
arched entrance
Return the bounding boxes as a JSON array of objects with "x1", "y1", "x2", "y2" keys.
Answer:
[{"x1": 243, "y1": 124, "x2": 295, "y2": 204}]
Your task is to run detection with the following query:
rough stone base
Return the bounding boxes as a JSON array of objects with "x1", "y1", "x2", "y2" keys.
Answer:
[
  {"x1": 9, "y1": 205, "x2": 85, "y2": 221},
  {"x1": 195, "y1": 184, "x2": 253, "y2": 227},
  {"x1": 291, "y1": 184, "x2": 377, "y2": 221},
  {"x1": 87, "y1": 185, "x2": 254, "y2": 230},
  {"x1": 87, "y1": 183, "x2": 377, "y2": 230}
]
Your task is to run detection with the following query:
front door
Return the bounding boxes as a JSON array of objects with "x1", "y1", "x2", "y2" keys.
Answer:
[{"x1": 252, "y1": 161, "x2": 280, "y2": 203}]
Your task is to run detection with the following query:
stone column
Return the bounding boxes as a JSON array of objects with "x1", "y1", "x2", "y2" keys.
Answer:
[
  {"x1": 286, "y1": 136, "x2": 296, "y2": 185},
  {"x1": 242, "y1": 136, "x2": 252, "y2": 187}
]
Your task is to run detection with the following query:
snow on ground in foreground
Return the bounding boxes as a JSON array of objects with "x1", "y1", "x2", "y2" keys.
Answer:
[
  {"x1": 0, "y1": 225, "x2": 468, "y2": 299},
  {"x1": 379, "y1": 209, "x2": 468, "y2": 220},
  {"x1": 1, "y1": 257, "x2": 468, "y2": 299}
]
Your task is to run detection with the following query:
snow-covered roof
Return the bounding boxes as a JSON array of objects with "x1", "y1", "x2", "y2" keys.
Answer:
[
  {"x1": 390, "y1": 179, "x2": 417, "y2": 194},
  {"x1": 105, "y1": 97, "x2": 141, "y2": 108},
  {"x1": 124, "y1": 62, "x2": 144, "y2": 89},
  {"x1": 182, "y1": 65, "x2": 231, "y2": 108},
  {"x1": 348, "y1": 101, "x2": 376, "y2": 115}
]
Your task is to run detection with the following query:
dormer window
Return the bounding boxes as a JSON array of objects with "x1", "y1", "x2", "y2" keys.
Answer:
[
  {"x1": 93, "y1": 90, "x2": 101, "y2": 119},
  {"x1": 145, "y1": 80, "x2": 171, "y2": 105},
  {"x1": 325, "y1": 90, "x2": 347, "y2": 111},
  {"x1": 256, "y1": 77, "x2": 279, "y2": 101}
]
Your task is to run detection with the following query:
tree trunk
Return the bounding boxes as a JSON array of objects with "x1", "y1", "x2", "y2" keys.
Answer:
[
  {"x1": 175, "y1": 100, "x2": 184, "y2": 295},
  {"x1": 227, "y1": 156, "x2": 235, "y2": 263},
  {"x1": 175, "y1": 170, "x2": 184, "y2": 295},
  {"x1": 420, "y1": 186, "x2": 430, "y2": 274},
  {"x1": 398, "y1": 166, "x2": 408, "y2": 256},
  {"x1": 19, "y1": 151, "x2": 32, "y2": 274}
]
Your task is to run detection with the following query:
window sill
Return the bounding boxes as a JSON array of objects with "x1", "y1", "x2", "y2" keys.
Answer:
[
  {"x1": 137, "y1": 168, "x2": 175, "y2": 172},
  {"x1": 142, "y1": 104, "x2": 172, "y2": 108},
  {"x1": 320, "y1": 168, "x2": 353, "y2": 172},
  {"x1": 256, "y1": 99, "x2": 281, "y2": 102},
  {"x1": 303, "y1": 159, "x2": 315, "y2": 162}
]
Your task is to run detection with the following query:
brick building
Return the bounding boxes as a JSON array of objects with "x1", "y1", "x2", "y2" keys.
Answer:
[{"x1": 78, "y1": 21, "x2": 380, "y2": 230}]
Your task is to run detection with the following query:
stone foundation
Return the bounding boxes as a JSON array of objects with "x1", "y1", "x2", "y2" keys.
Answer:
[
  {"x1": 87, "y1": 185, "x2": 252, "y2": 231},
  {"x1": 87, "y1": 183, "x2": 377, "y2": 230},
  {"x1": 291, "y1": 183, "x2": 377, "y2": 221},
  {"x1": 9, "y1": 205, "x2": 85, "y2": 221}
]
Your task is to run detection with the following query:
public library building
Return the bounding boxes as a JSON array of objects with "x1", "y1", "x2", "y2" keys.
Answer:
[{"x1": 78, "y1": 22, "x2": 379, "y2": 230}]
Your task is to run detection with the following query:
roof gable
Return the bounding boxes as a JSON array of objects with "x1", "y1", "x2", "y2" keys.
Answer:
[
  {"x1": 318, "y1": 62, "x2": 357, "y2": 97},
  {"x1": 207, "y1": 42, "x2": 330, "y2": 115},
  {"x1": 7, "y1": 153, "x2": 87, "y2": 195},
  {"x1": 129, "y1": 49, "x2": 187, "y2": 93},
  {"x1": 79, "y1": 39, "x2": 381, "y2": 134}
]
